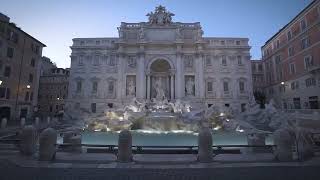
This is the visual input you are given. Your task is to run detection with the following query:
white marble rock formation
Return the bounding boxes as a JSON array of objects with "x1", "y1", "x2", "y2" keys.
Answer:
[
  {"x1": 198, "y1": 128, "x2": 213, "y2": 162},
  {"x1": 19, "y1": 125, "x2": 38, "y2": 156},
  {"x1": 296, "y1": 128, "x2": 314, "y2": 160},
  {"x1": 273, "y1": 128, "x2": 294, "y2": 161},
  {"x1": 39, "y1": 128, "x2": 57, "y2": 161},
  {"x1": 117, "y1": 129, "x2": 133, "y2": 162},
  {"x1": 1, "y1": 118, "x2": 7, "y2": 129}
]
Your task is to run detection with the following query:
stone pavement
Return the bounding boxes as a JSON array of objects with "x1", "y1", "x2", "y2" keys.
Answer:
[{"x1": 0, "y1": 150, "x2": 320, "y2": 180}]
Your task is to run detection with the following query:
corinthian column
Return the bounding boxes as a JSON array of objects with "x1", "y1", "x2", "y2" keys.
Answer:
[
  {"x1": 197, "y1": 53, "x2": 205, "y2": 98},
  {"x1": 136, "y1": 51, "x2": 146, "y2": 99},
  {"x1": 117, "y1": 53, "x2": 125, "y2": 99},
  {"x1": 175, "y1": 51, "x2": 183, "y2": 99}
]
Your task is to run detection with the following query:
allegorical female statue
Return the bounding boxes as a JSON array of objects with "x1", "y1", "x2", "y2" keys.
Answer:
[
  {"x1": 186, "y1": 77, "x2": 195, "y2": 96},
  {"x1": 154, "y1": 77, "x2": 165, "y2": 100}
]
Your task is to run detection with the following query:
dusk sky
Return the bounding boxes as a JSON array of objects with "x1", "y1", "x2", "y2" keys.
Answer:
[{"x1": 0, "y1": 0, "x2": 313, "y2": 68}]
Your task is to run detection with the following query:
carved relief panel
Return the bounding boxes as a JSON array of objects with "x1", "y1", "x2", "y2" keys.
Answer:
[{"x1": 184, "y1": 55, "x2": 194, "y2": 72}]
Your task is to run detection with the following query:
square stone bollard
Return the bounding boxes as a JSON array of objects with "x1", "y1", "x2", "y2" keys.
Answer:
[
  {"x1": 247, "y1": 133, "x2": 266, "y2": 153},
  {"x1": 20, "y1": 117, "x2": 26, "y2": 127},
  {"x1": 69, "y1": 135, "x2": 82, "y2": 153},
  {"x1": 19, "y1": 125, "x2": 38, "y2": 156},
  {"x1": 197, "y1": 128, "x2": 213, "y2": 163},
  {"x1": 62, "y1": 132, "x2": 82, "y2": 152},
  {"x1": 117, "y1": 130, "x2": 132, "y2": 162},
  {"x1": 1, "y1": 118, "x2": 7, "y2": 129},
  {"x1": 274, "y1": 128, "x2": 294, "y2": 161},
  {"x1": 39, "y1": 128, "x2": 57, "y2": 161}
]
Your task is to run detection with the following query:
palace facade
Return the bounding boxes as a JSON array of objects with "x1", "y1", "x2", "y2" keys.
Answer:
[{"x1": 66, "y1": 6, "x2": 253, "y2": 118}]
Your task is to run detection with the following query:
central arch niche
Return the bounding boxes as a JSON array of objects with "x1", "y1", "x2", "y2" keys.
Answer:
[{"x1": 148, "y1": 59, "x2": 174, "y2": 100}]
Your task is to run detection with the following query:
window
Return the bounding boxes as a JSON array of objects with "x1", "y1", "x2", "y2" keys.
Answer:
[
  {"x1": 301, "y1": 37, "x2": 310, "y2": 49},
  {"x1": 107, "y1": 103, "x2": 113, "y2": 108},
  {"x1": 30, "y1": 58, "x2": 35, "y2": 67},
  {"x1": 275, "y1": 55, "x2": 281, "y2": 64},
  {"x1": 6, "y1": 47, "x2": 14, "y2": 58},
  {"x1": 258, "y1": 64, "x2": 263, "y2": 71},
  {"x1": 279, "y1": 85, "x2": 286, "y2": 93},
  {"x1": 239, "y1": 81, "x2": 245, "y2": 92},
  {"x1": 237, "y1": 56, "x2": 242, "y2": 65},
  {"x1": 79, "y1": 55, "x2": 84, "y2": 65},
  {"x1": 221, "y1": 55, "x2": 227, "y2": 66},
  {"x1": 291, "y1": 81, "x2": 299, "y2": 90},
  {"x1": 28, "y1": 74, "x2": 33, "y2": 83},
  {"x1": 205, "y1": 56, "x2": 211, "y2": 66},
  {"x1": 25, "y1": 92, "x2": 30, "y2": 101},
  {"x1": 91, "y1": 103, "x2": 96, "y2": 113},
  {"x1": 92, "y1": 81, "x2": 98, "y2": 93},
  {"x1": 207, "y1": 82, "x2": 213, "y2": 92},
  {"x1": 127, "y1": 57, "x2": 136, "y2": 68},
  {"x1": 305, "y1": 78, "x2": 316, "y2": 87},
  {"x1": 300, "y1": 19, "x2": 307, "y2": 31},
  {"x1": 276, "y1": 39, "x2": 280, "y2": 49},
  {"x1": 288, "y1": 46, "x2": 294, "y2": 56},
  {"x1": 304, "y1": 55, "x2": 313, "y2": 69},
  {"x1": 0, "y1": 87, "x2": 6, "y2": 99},
  {"x1": 80, "y1": 41, "x2": 85, "y2": 45},
  {"x1": 93, "y1": 55, "x2": 99, "y2": 66},
  {"x1": 241, "y1": 104, "x2": 246, "y2": 112},
  {"x1": 252, "y1": 64, "x2": 256, "y2": 72},
  {"x1": 289, "y1": 63, "x2": 296, "y2": 74},
  {"x1": 309, "y1": 96, "x2": 319, "y2": 109},
  {"x1": 4, "y1": 66, "x2": 11, "y2": 77},
  {"x1": 287, "y1": 30, "x2": 292, "y2": 40},
  {"x1": 220, "y1": 40, "x2": 225, "y2": 45},
  {"x1": 76, "y1": 81, "x2": 82, "y2": 92},
  {"x1": 223, "y1": 81, "x2": 229, "y2": 92},
  {"x1": 109, "y1": 56, "x2": 116, "y2": 66},
  {"x1": 236, "y1": 40, "x2": 240, "y2": 45},
  {"x1": 95, "y1": 40, "x2": 100, "y2": 45},
  {"x1": 293, "y1": 98, "x2": 301, "y2": 109},
  {"x1": 49, "y1": 106, "x2": 53, "y2": 112}
]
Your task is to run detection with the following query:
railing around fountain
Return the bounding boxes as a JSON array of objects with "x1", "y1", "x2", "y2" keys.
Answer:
[{"x1": 56, "y1": 143, "x2": 276, "y2": 155}]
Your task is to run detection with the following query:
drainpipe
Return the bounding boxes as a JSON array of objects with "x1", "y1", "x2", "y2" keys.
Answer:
[{"x1": 14, "y1": 37, "x2": 26, "y2": 122}]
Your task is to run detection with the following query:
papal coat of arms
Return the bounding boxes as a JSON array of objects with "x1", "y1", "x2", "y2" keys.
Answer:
[{"x1": 146, "y1": 5, "x2": 175, "y2": 25}]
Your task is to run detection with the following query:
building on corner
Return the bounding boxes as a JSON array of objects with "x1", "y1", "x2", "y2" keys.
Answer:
[{"x1": 0, "y1": 13, "x2": 46, "y2": 122}]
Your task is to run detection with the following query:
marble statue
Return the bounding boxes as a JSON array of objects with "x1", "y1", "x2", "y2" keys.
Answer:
[
  {"x1": 139, "y1": 27, "x2": 145, "y2": 40},
  {"x1": 186, "y1": 77, "x2": 194, "y2": 96},
  {"x1": 127, "y1": 79, "x2": 135, "y2": 96},
  {"x1": 154, "y1": 77, "x2": 166, "y2": 100}
]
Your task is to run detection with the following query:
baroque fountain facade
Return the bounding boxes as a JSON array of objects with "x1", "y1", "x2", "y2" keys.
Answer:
[
  {"x1": 65, "y1": 5, "x2": 253, "y2": 123},
  {"x1": 63, "y1": 6, "x2": 318, "y2": 151}
]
